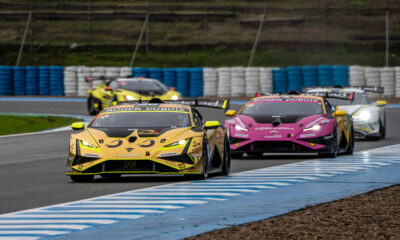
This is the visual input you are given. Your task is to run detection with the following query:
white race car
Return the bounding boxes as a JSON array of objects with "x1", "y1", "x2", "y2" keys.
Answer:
[{"x1": 304, "y1": 86, "x2": 387, "y2": 140}]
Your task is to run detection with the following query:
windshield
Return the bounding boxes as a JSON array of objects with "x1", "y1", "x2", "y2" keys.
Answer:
[
  {"x1": 241, "y1": 98, "x2": 324, "y2": 115},
  {"x1": 326, "y1": 94, "x2": 369, "y2": 106},
  {"x1": 89, "y1": 112, "x2": 191, "y2": 129},
  {"x1": 109, "y1": 80, "x2": 168, "y2": 96}
]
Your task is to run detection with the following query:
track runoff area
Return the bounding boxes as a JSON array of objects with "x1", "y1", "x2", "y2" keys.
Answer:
[{"x1": 0, "y1": 99, "x2": 400, "y2": 239}]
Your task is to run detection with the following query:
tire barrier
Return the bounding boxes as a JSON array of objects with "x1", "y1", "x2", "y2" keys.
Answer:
[
  {"x1": 120, "y1": 67, "x2": 132, "y2": 78},
  {"x1": 349, "y1": 65, "x2": 365, "y2": 86},
  {"x1": 245, "y1": 67, "x2": 260, "y2": 97},
  {"x1": 395, "y1": 67, "x2": 400, "y2": 98},
  {"x1": 231, "y1": 67, "x2": 245, "y2": 97},
  {"x1": 176, "y1": 68, "x2": 190, "y2": 97},
  {"x1": 77, "y1": 66, "x2": 91, "y2": 96},
  {"x1": 259, "y1": 67, "x2": 274, "y2": 94},
  {"x1": 64, "y1": 66, "x2": 78, "y2": 96},
  {"x1": 189, "y1": 68, "x2": 203, "y2": 97},
  {"x1": 0, "y1": 66, "x2": 13, "y2": 96},
  {"x1": 163, "y1": 68, "x2": 176, "y2": 88},
  {"x1": 273, "y1": 68, "x2": 288, "y2": 93},
  {"x1": 287, "y1": 66, "x2": 302, "y2": 92},
  {"x1": 318, "y1": 65, "x2": 333, "y2": 86},
  {"x1": 38, "y1": 66, "x2": 50, "y2": 96},
  {"x1": 365, "y1": 67, "x2": 380, "y2": 98},
  {"x1": 203, "y1": 67, "x2": 218, "y2": 97},
  {"x1": 133, "y1": 67, "x2": 149, "y2": 78},
  {"x1": 149, "y1": 68, "x2": 163, "y2": 82},
  {"x1": 49, "y1": 66, "x2": 64, "y2": 96},
  {"x1": 217, "y1": 67, "x2": 231, "y2": 97},
  {"x1": 332, "y1": 65, "x2": 349, "y2": 86},
  {"x1": 91, "y1": 67, "x2": 106, "y2": 88},
  {"x1": 13, "y1": 66, "x2": 25, "y2": 96},
  {"x1": 302, "y1": 66, "x2": 318, "y2": 87},
  {"x1": 26, "y1": 66, "x2": 39, "y2": 95},
  {"x1": 380, "y1": 67, "x2": 395, "y2": 97}
]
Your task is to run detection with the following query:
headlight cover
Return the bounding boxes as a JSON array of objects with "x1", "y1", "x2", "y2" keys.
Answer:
[
  {"x1": 234, "y1": 125, "x2": 248, "y2": 132},
  {"x1": 354, "y1": 110, "x2": 371, "y2": 121},
  {"x1": 125, "y1": 95, "x2": 136, "y2": 101},
  {"x1": 80, "y1": 140, "x2": 98, "y2": 149},
  {"x1": 171, "y1": 95, "x2": 179, "y2": 100},
  {"x1": 303, "y1": 124, "x2": 321, "y2": 132},
  {"x1": 163, "y1": 139, "x2": 188, "y2": 148}
]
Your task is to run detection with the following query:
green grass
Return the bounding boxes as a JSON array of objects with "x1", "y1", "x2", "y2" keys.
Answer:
[{"x1": 0, "y1": 115, "x2": 81, "y2": 135}]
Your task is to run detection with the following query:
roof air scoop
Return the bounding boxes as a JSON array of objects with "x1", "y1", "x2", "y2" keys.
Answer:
[{"x1": 272, "y1": 118, "x2": 281, "y2": 127}]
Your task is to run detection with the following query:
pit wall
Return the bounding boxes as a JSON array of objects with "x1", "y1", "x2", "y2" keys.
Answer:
[{"x1": 0, "y1": 65, "x2": 399, "y2": 97}]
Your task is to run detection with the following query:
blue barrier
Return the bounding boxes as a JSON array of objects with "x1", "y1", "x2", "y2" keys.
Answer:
[
  {"x1": 50, "y1": 66, "x2": 64, "y2": 96},
  {"x1": 302, "y1": 66, "x2": 318, "y2": 87},
  {"x1": 287, "y1": 66, "x2": 302, "y2": 92},
  {"x1": 13, "y1": 66, "x2": 25, "y2": 96},
  {"x1": 332, "y1": 65, "x2": 349, "y2": 86},
  {"x1": 176, "y1": 68, "x2": 190, "y2": 97},
  {"x1": 189, "y1": 68, "x2": 203, "y2": 97},
  {"x1": 133, "y1": 67, "x2": 149, "y2": 78},
  {"x1": 0, "y1": 66, "x2": 13, "y2": 96},
  {"x1": 318, "y1": 65, "x2": 333, "y2": 86},
  {"x1": 163, "y1": 68, "x2": 176, "y2": 88},
  {"x1": 26, "y1": 66, "x2": 39, "y2": 95},
  {"x1": 149, "y1": 68, "x2": 163, "y2": 82},
  {"x1": 273, "y1": 68, "x2": 288, "y2": 93},
  {"x1": 39, "y1": 66, "x2": 50, "y2": 95}
]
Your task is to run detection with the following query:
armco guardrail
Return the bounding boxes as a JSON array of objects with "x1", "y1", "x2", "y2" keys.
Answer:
[{"x1": 0, "y1": 65, "x2": 396, "y2": 97}]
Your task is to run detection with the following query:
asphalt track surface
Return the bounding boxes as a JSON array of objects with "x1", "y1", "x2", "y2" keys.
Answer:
[{"x1": 0, "y1": 100, "x2": 400, "y2": 215}]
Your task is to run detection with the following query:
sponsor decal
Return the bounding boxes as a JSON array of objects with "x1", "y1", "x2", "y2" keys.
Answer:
[
  {"x1": 227, "y1": 120, "x2": 235, "y2": 124},
  {"x1": 106, "y1": 139, "x2": 123, "y2": 148},
  {"x1": 126, "y1": 148, "x2": 134, "y2": 152},
  {"x1": 84, "y1": 153, "x2": 100, "y2": 157},
  {"x1": 300, "y1": 133, "x2": 316, "y2": 138},
  {"x1": 103, "y1": 107, "x2": 189, "y2": 113},
  {"x1": 190, "y1": 153, "x2": 202, "y2": 157},
  {"x1": 139, "y1": 139, "x2": 155, "y2": 148},
  {"x1": 305, "y1": 117, "x2": 325, "y2": 128},
  {"x1": 160, "y1": 152, "x2": 178, "y2": 157},
  {"x1": 264, "y1": 135, "x2": 282, "y2": 139},
  {"x1": 235, "y1": 133, "x2": 249, "y2": 138},
  {"x1": 117, "y1": 153, "x2": 140, "y2": 157},
  {"x1": 145, "y1": 151, "x2": 150, "y2": 156},
  {"x1": 255, "y1": 127, "x2": 294, "y2": 130}
]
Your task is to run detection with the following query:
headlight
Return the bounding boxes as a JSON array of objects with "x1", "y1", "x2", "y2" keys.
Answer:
[
  {"x1": 234, "y1": 125, "x2": 248, "y2": 132},
  {"x1": 354, "y1": 111, "x2": 371, "y2": 121},
  {"x1": 303, "y1": 124, "x2": 321, "y2": 132},
  {"x1": 171, "y1": 95, "x2": 179, "y2": 100},
  {"x1": 125, "y1": 95, "x2": 136, "y2": 101},
  {"x1": 164, "y1": 139, "x2": 187, "y2": 148},
  {"x1": 81, "y1": 140, "x2": 98, "y2": 149}
]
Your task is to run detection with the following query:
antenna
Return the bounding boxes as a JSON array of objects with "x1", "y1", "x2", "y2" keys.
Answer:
[{"x1": 138, "y1": 77, "x2": 142, "y2": 103}]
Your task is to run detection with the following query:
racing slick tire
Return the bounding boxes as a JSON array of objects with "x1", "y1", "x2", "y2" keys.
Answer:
[
  {"x1": 88, "y1": 95, "x2": 101, "y2": 115},
  {"x1": 345, "y1": 127, "x2": 355, "y2": 155},
  {"x1": 319, "y1": 131, "x2": 337, "y2": 158},
  {"x1": 379, "y1": 113, "x2": 386, "y2": 139},
  {"x1": 70, "y1": 175, "x2": 94, "y2": 182},
  {"x1": 231, "y1": 152, "x2": 243, "y2": 159},
  {"x1": 185, "y1": 136, "x2": 209, "y2": 180},
  {"x1": 219, "y1": 136, "x2": 231, "y2": 176}
]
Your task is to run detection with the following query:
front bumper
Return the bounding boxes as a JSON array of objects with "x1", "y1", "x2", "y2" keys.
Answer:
[{"x1": 353, "y1": 121, "x2": 379, "y2": 138}]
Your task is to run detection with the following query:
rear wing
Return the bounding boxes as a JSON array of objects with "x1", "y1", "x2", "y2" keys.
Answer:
[
  {"x1": 305, "y1": 92, "x2": 354, "y2": 100},
  {"x1": 350, "y1": 86, "x2": 384, "y2": 93},
  {"x1": 117, "y1": 99, "x2": 230, "y2": 111},
  {"x1": 303, "y1": 86, "x2": 384, "y2": 94}
]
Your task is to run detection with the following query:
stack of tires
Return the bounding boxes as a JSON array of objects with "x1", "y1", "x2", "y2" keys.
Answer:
[
  {"x1": 395, "y1": 67, "x2": 400, "y2": 97},
  {"x1": 380, "y1": 67, "x2": 395, "y2": 96},
  {"x1": 332, "y1": 65, "x2": 349, "y2": 86},
  {"x1": 13, "y1": 66, "x2": 25, "y2": 96},
  {"x1": 106, "y1": 67, "x2": 120, "y2": 79},
  {"x1": 203, "y1": 68, "x2": 218, "y2": 97},
  {"x1": 176, "y1": 68, "x2": 190, "y2": 97},
  {"x1": 259, "y1": 67, "x2": 273, "y2": 94},
  {"x1": 365, "y1": 67, "x2": 380, "y2": 98},
  {"x1": 318, "y1": 65, "x2": 333, "y2": 86},
  {"x1": 38, "y1": 66, "x2": 50, "y2": 95},
  {"x1": 217, "y1": 67, "x2": 231, "y2": 97},
  {"x1": 149, "y1": 68, "x2": 163, "y2": 82},
  {"x1": 26, "y1": 66, "x2": 39, "y2": 95},
  {"x1": 349, "y1": 65, "x2": 365, "y2": 86},
  {"x1": 49, "y1": 66, "x2": 64, "y2": 96},
  {"x1": 0, "y1": 66, "x2": 13, "y2": 96},
  {"x1": 77, "y1": 66, "x2": 91, "y2": 96},
  {"x1": 163, "y1": 68, "x2": 176, "y2": 88},
  {"x1": 302, "y1": 66, "x2": 318, "y2": 87},
  {"x1": 120, "y1": 67, "x2": 132, "y2": 78},
  {"x1": 64, "y1": 66, "x2": 78, "y2": 96},
  {"x1": 287, "y1": 66, "x2": 302, "y2": 92},
  {"x1": 91, "y1": 67, "x2": 106, "y2": 88},
  {"x1": 231, "y1": 67, "x2": 245, "y2": 97},
  {"x1": 245, "y1": 67, "x2": 260, "y2": 97},
  {"x1": 133, "y1": 67, "x2": 149, "y2": 78},
  {"x1": 189, "y1": 68, "x2": 203, "y2": 97},
  {"x1": 273, "y1": 68, "x2": 288, "y2": 93}
]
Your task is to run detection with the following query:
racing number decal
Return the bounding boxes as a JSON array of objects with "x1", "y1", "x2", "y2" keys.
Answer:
[{"x1": 124, "y1": 161, "x2": 137, "y2": 169}]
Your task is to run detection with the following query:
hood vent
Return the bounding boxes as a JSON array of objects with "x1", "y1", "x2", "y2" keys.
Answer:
[{"x1": 93, "y1": 128, "x2": 134, "y2": 138}]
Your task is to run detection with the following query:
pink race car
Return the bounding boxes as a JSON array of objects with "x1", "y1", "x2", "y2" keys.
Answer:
[{"x1": 225, "y1": 94, "x2": 354, "y2": 158}]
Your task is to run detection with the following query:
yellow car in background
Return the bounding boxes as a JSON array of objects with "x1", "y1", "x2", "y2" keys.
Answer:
[{"x1": 87, "y1": 77, "x2": 182, "y2": 115}]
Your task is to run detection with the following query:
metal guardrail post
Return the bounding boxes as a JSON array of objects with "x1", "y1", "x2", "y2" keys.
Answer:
[
  {"x1": 16, "y1": 11, "x2": 32, "y2": 66},
  {"x1": 248, "y1": 0, "x2": 267, "y2": 67},
  {"x1": 130, "y1": 15, "x2": 149, "y2": 67}
]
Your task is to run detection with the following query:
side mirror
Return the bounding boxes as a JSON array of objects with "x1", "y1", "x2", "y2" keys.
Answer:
[
  {"x1": 71, "y1": 122, "x2": 85, "y2": 130},
  {"x1": 169, "y1": 86, "x2": 176, "y2": 91},
  {"x1": 104, "y1": 86, "x2": 113, "y2": 91},
  {"x1": 376, "y1": 100, "x2": 387, "y2": 106},
  {"x1": 204, "y1": 121, "x2": 220, "y2": 129},
  {"x1": 334, "y1": 110, "x2": 347, "y2": 117},
  {"x1": 225, "y1": 110, "x2": 237, "y2": 117}
]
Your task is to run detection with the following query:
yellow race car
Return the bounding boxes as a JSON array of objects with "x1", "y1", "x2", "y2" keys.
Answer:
[
  {"x1": 87, "y1": 77, "x2": 182, "y2": 115},
  {"x1": 66, "y1": 99, "x2": 231, "y2": 182}
]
